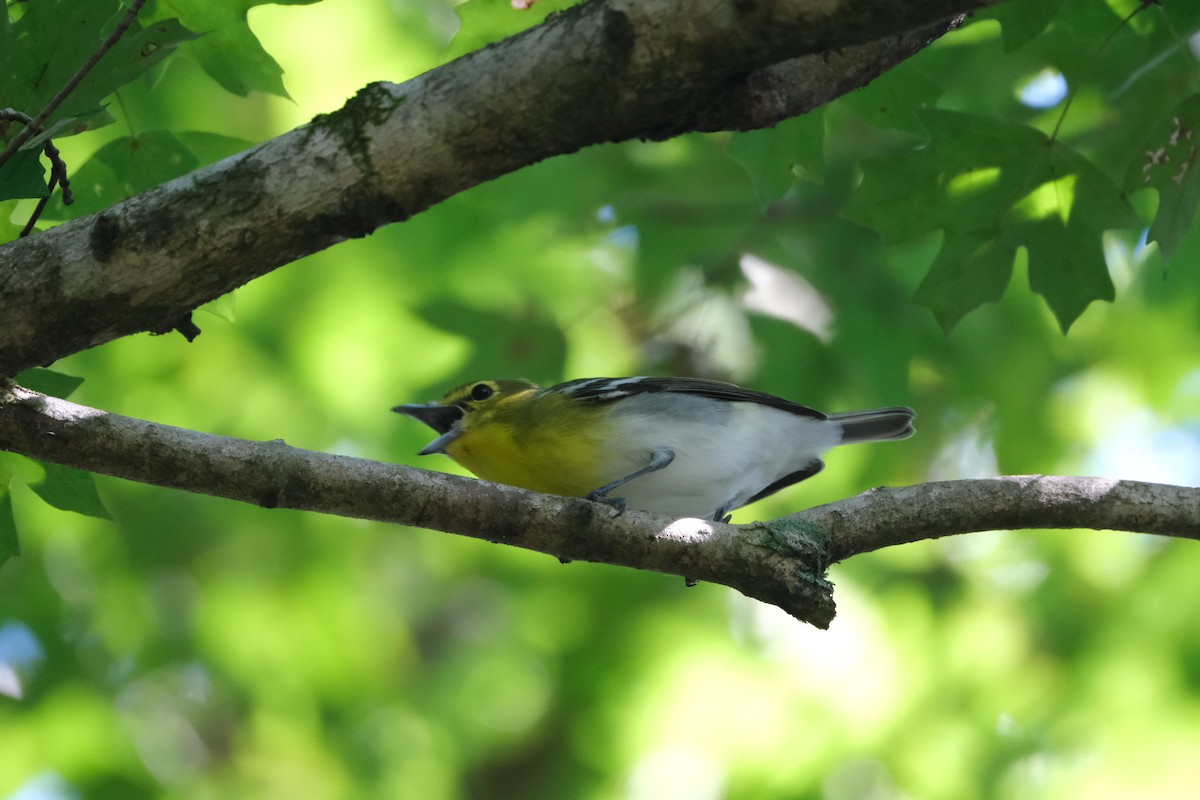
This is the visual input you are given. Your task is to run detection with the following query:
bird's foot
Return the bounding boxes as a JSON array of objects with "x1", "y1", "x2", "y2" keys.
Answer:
[{"x1": 586, "y1": 490, "x2": 627, "y2": 518}]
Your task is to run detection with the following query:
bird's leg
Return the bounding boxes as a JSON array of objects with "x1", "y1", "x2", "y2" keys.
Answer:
[{"x1": 586, "y1": 447, "x2": 675, "y2": 516}]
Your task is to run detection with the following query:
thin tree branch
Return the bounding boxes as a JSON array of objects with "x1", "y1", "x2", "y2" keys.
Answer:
[
  {"x1": 0, "y1": 381, "x2": 836, "y2": 624},
  {"x1": 0, "y1": 0, "x2": 1002, "y2": 377},
  {"x1": 815, "y1": 477, "x2": 1200, "y2": 562},
  {"x1": 2, "y1": 382, "x2": 1197, "y2": 628}
]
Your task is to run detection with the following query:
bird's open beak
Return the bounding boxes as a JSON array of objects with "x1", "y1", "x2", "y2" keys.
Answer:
[{"x1": 392, "y1": 403, "x2": 465, "y2": 455}]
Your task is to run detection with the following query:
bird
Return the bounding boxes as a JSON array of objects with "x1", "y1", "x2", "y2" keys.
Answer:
[{"x1": 393, "y1": 376, "x2": 914, "y2": 521}]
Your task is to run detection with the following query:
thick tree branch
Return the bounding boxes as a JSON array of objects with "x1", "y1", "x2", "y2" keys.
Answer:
[
  {"x1": 0, "y1": 0, "x2": 1000, "y2": 377},
  {"x1": 3, "y1": 382, "x2": 1197, "y2": 629}
]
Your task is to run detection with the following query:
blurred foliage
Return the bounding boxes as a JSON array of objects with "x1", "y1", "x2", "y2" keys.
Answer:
[{"x1": 3, "y1": 0, "x2": 1200, "y2": 798}]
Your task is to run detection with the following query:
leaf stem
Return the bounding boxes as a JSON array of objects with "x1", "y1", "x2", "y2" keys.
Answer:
[{"x1": 1049, "y1": 1, "x2": 1154, "y2": 143}]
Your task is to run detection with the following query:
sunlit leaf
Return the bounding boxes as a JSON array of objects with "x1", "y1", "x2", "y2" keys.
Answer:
[
  {"x1": 158, "y1": 0, "x2": 324, "y2": 97},
  {"x1": 0, "y1": 208, "x2": 23, "y2": 245}
]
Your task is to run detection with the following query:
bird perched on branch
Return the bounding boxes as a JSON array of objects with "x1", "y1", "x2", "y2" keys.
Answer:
[{"x1": 394, "y1": 376, "x2": 914, "y2": 522}]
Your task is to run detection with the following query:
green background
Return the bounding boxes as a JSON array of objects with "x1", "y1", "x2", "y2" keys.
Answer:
[{"x1": 3, "y1": 0, "x2": 1200, "y2": 797}]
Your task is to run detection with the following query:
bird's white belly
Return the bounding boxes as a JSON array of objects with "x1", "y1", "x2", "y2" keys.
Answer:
[{"x1": 599, "y1": 395, "x2": 841, "y2": 519}]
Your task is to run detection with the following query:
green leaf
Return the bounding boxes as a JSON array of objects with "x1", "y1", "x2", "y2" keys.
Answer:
[
  {"x1": 0, "y1": 150, "x2": 48, "y2": 201},
  {"x1": 727, "y1": 111, "x2": 825, "y2": 205},
  {"x1": 0, "y1": 3, "x2": 198, "y2": 140},
  {"x1": 199, "y1": 293, "x2": 238, "y2": 324},
  {"x1": 846, "y1": 111, "x2": 1050, "y2": 243},
  {"x1": 46, "y1": 130, "x2": 199, "y2": 217},
  {"x1": 0, "y1": 453, "x2": 48, "y2": 491},
  {"x1": 1124, "y1": 93, "x2": 1200, "y2": 259},
  {"x1": 20, "y1": 109, "x2": 116, "y2": 150},
  {"x1": 30, "y1": 462, "x2": 111, "y2": 521},
  {"x1": 0, "y1": 488, "x2": 17, "y2": 568},
  {"x1": 1025, "y1": 145, "x2": 1139, "y2": 328},
  {"x1": 43, "y1": 129, "x2": 251, "y2": 219},
  {"x1": 57, "y1": 18, "x2": 202, "y2": 122},
  {"x1": 0, "y1": 1, "x2": 121, "y2": 119},
  {"x1": 979, "y1": 0, "x2": 1066, "y2": 52},
  {"x1": 914, "y1": 230, "x2": 1015, "y2": 331},
  {"x1": 14, "y1": 369, "x2": 85, "y2": 399},
  {"x1": 92, "y1": 130, "x2": 200, "y2": 193},
  {"x1": 175, "y1": 130, "x2": 254, "y2": 164},
  {"x1": 159, "y1": 0, "x2": 323, "y2": 97},
  {"x1": 0, "y1": 209, "x2": 23, "y2": 246},
  {"x1": 840, "y1": 59, "x2": 944, "y2": 136},
  {"x1": 845, "y1": 109, "x2": 1140, "y2": 331}
]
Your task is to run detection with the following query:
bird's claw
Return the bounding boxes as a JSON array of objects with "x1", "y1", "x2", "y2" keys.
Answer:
[{"x1": 586, "y1": 490, "x2": 627, "y2": 517}]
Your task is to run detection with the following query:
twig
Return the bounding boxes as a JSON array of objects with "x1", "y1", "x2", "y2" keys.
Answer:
[
  {"x1": 1048, "y1": 1, "x2": 1156, "y2": 143},
  {"x1": 0, "y1": 110, "x2": 74, "y2": 236}
]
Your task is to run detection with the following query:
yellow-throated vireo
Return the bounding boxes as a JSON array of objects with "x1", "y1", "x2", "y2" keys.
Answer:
[{"x1": 394, "y1": 376, "x2": 914, "y2": 521}]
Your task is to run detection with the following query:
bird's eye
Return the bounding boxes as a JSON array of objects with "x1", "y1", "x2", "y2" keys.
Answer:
[{"x1": 470, "y1": 383, "x2": 494, "y2": 402}]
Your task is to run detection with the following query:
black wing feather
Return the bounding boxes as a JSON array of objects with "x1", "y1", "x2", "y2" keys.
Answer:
[
  {"x1": 552, "y1": 377, "x2": 826, "y2": 420},
  {"x1": 744, "y1": 459, "x2": 825, "y2": 505}
]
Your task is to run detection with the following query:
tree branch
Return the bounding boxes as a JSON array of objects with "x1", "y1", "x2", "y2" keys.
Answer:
[
  {"x1": 3, "y1": 382, "x2": 1196, "y2": 629},
  {"x1": 0, "y1": 0, "x2": 1001, "y2": 377},
  {"x1": 818, "y1": 477, "x2": 1200, "y2": 562}
]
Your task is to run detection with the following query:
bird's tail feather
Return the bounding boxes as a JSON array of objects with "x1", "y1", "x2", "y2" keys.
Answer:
[{"x1": 830, "y1": 407, "x2": 915, "y2": 444}]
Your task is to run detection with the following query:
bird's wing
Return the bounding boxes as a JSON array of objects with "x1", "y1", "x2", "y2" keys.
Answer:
[{"x1": 551, "y1": 376, "x2": 826, "y2": 419}]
